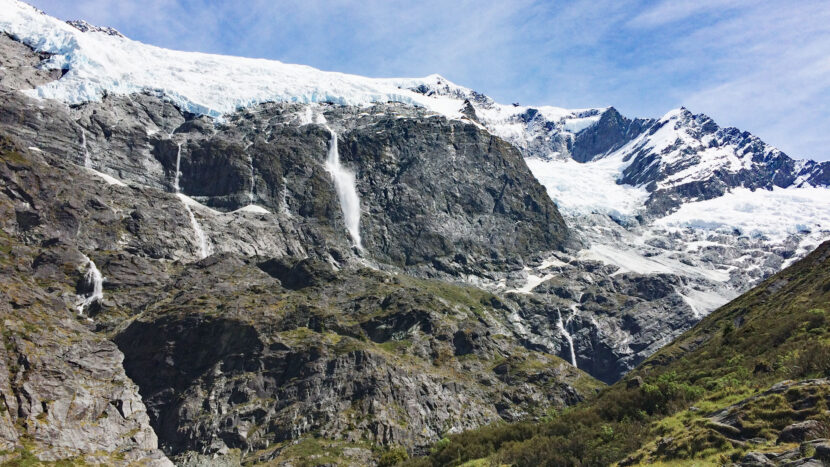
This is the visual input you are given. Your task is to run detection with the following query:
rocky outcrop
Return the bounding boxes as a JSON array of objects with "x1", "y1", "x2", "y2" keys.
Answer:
[
  {"x1": 0, "y1": 32, "x2": 64, "y2": 91},
  {"x1": 0, "y1": 97, "x2": 567, "y2": 275},
  {"x1": 106, "y1": 253, "x2": 597, "y2": 461},
  {"x1": 571, "y1": 107, "x2": 653, "y2": 163},
  {"x1": 0, "y1": 139, "x2": 170, "y2": 464},
  {"x1": 499, "y1": 258, "x2": 699, "y2": 383},
  {"x1": 615, "y1": 108, "x2": 830, "y2": 217}
]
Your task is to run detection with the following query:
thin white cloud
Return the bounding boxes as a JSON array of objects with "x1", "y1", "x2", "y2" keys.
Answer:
[{"x1": 627, "y1": 0, "x2": 756, "y2": 27}]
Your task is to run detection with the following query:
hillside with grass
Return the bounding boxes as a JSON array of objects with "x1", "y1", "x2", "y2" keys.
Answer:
[{"x1": 406, "y1": 240, "x2": 830, "y2": 466}]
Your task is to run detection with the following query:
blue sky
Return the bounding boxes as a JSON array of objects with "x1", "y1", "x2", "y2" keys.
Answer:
[{"x1": 28, "y1": 0, "x2": 830, "y2": 161}]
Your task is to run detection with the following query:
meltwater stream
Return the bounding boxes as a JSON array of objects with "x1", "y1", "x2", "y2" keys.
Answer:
[
  {"x1": 557, "y1": 309, "x2": 578, "y2": 368},
  {"x1": 324, "y1": 128, "x2": 362, "y2": 248},
  {"x1": 173, "y1": 141, "x2": 210, "y2": 259},
  {"x1": 81, "y1": 130, "x2": 91, "y2": 168},
  {"x1": 77, "y1": 255, "x2": 103, "y2": 315}
]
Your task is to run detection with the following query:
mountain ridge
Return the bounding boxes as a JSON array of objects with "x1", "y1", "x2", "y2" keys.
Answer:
[{"x1": 1, "y1": 2, "x2": 830, "y2": 465}]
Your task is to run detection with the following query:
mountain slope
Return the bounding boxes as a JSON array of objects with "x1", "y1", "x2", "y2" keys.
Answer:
[
  {"x1": 1, "y1": 0, "x2": 829, "y2": 390},
  {"x1": 410, "y1": 239, "x2": 830, "y2": 466},
  {"x1": 1, "y1": 1, "x2": 830, "y2": 464},
  {"x1": 0, "y1": 14, "x2": 595, "y2": 464},
  {"x1": 0, "y1": 127, "x2": 600, "y2": 464}
]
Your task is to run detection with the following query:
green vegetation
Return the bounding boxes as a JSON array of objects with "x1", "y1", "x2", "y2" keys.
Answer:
[{"x1": 405, "y1": 241, "x2": 830, "y2": 466}]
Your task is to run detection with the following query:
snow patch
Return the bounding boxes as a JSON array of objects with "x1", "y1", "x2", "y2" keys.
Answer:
[
  {"x1": 86, "y1": 167, "x2": 127, "y2": 186},
  {"x1": 655, "y1": 186, "x2": 830, "y2": 242},
  {"x1": 234, "y1": 204, "x2": 270, "y2": 214},
  {"x1": 525, "y1": 153, "x2": 649, "y2": 219}
]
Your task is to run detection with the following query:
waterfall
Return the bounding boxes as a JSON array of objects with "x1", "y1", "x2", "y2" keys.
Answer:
[
  {"x1": 178, "y1": 194, "x2": 210, "y2": 259},
  {"x1": 324, "y1": 128, "x2": 362, "y2": 248},
  {"x1": 246, "y1": 152, "x2": 255, "y2": 204},
  {"x1": 171, "y1": 140, "x2": 210, "y2": 260},
  {"x1": 281, "y1": 177, "x2": 292, "y2": 217},
  {"x1": 77, "y1": 256, "x2": 103, "y2": 314},
  {"x1": 173, "y1": 142, "x2": 182, "y2": 192},
  {"x1": 557, "y1": 309, "x2": 578, "y2": 368},
  {"x1": 81, "y1": 130, "x2": 91, "y2": 168}
]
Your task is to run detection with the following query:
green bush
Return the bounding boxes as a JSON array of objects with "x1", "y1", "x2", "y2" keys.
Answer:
[{"x1": 378, "y1": 446, "x2": 409, "y2": 467}]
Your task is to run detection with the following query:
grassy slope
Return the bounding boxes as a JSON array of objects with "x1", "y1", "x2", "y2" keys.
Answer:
[{"x1": 406, "y1": 240, "x2": 830, "y2": 466}]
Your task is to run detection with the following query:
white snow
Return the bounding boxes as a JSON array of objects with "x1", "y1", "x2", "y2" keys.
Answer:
[
  {"x1": 234, "y1": 204, "x2": 270, "y2": 214},
  {"x1": 86, "y1": 167, "x2": 127, "y2": 186},
  {"x1": 525, "y1": 152, "x2": 649, "y2": 220},
  {"x1": 679, "y1": 288, "x2": 732, "y2": 318},
  {"x1": 579, "y1": 242, "x2": 731, "y2": 282},
  {"x1": 562, "y1": 115, "x2": 601, "y2": 134},
  {"x1": 324, "y1": 128, "x2": 362, "y2": 248},
  {"x1": 0, "y1": 0, "x2": 465, "y2": 118},
  {"x1": 508, "y1": 270, "x2": 555, "y2": 294},
  {"x1": 654, "y1": 186, "x2": 830, "y2": 241}
]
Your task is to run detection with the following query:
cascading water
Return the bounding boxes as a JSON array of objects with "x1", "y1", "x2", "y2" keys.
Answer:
[
  {"x1": 178, "y1": 194, "x2": 210, "y2": 259},
  {"x1": 77, "y1": 256, "x2": 103, "y2": 314},
  {"x1": 172, "y1": 140, "x2": 210, "y2": 259},
  {"x1": 245, "y1": 143, "x2": 255, "y2": 204},
  {"x1": 173, "y1": 142, "x2": 182, "y2": 192},
  {"x1": 81, "y1": 130, "x2": 91, "y2": 168},
  {"x1": 281, "y1": 177, "x2": 292, "y2": 217},
  {"x1": 324, "y1": 128, "x2": 362, "y2": 248},
  {"x1": 557, "y1": 309, "x2": 578, "y2": 368}
]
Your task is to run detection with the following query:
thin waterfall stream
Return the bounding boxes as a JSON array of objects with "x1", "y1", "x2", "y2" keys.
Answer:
[
  {"x1": 173, "y1": 140, "x2": 210, "y2": 259},
  {"x1": 324, "y1": 128, "x2": 362, "y2": 248},
  {"x1": 77, "y1": 255, "x2": 103, "y2": 315}
]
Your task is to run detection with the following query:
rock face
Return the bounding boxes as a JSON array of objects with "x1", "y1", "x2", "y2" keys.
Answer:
[
  {"x1": 0, "y1": 32, "x2": 64, "y2": 90},
  {"x1": 0, "y1": 81, "x2": 567, "y2": 274},
  {"x1": 570, "y1": 107, "x2": 653, "y2": 163},
  {"x1": 613, "y1": 108, "x2": 830, "y2": 218},
  {"x1": 0, "y1": 135, "x2": 598, "y2": 463},
  {"x1": 110, "y1": 255, "x2": 594, "y2": 460},
  {"x1": 0, "y1": 140, "x2": 171, "y2": 464},
  {"x1": 0, "y1": 33, "x2": 597, "y2": 464}
]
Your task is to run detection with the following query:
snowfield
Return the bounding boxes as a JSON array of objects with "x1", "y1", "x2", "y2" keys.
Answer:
[
  {"x1": 525, "y1": 153, "x2": 649, "y2": 221},
  {"x1": 655, "y1": 186, "x2": 830, "y2": 241}
]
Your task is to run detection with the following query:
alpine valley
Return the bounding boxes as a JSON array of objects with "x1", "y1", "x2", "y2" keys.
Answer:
[{"x1": 0, "y1": 1, "x2": 829, "y2": 466}]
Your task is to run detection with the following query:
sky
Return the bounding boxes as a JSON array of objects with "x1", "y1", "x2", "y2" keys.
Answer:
[{"x1": 27, "y1": 0, "x2": 830, "y2": 161}]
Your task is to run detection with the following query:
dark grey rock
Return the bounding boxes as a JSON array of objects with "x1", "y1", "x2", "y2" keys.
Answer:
[{"x1": 779, "y1": 420, "x2": 825, "y2": 444}]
